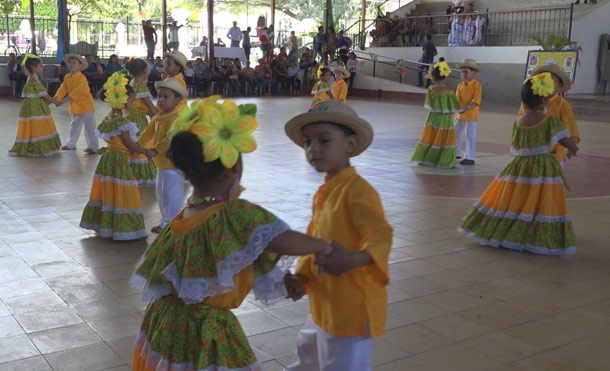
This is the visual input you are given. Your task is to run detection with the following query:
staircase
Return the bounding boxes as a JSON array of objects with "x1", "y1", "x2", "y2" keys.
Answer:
[{"x1": 567, "y1": 94, "x2": 610, "y2": 122}]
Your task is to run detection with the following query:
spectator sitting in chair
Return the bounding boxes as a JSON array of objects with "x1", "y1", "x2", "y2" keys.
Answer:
[
  {"x1": 184, "y1": 61, "x2": 195, "y2": 88},
  {"x1": 7, "y1": 53, "x2": 27, "y2": 96},
  {"x1": 274, "y1": 58, "x2": 289, "y2": 93},
  {"x1": 254, "y1": 59, "x2": 267, "y2": 93},
  {"x1": 194, "y1": 59, "x2": 210, "y2": 94},
  {"x1": 215, "y1": 38, "x2": 226, "y2": 47},
  {"x1": 336, "y1": 30, "x2": 348, "y2": 49},
  {"x1": 276, "y1": 46, "x2": 288, "y2": 60},
  {"x1": 465, "y1": 2, "x2": 475, "y2": 13},
  {"x1": 242, "y1": 61, "x2": 256, "y2": 93},
  {"x1": 105, "y1": 54, "x2": 122, "y2": 77},
  {"x1": 82, "y1": 55, "x2": 105, "y2": 93},
  {"x1": 287, "y1": 60, "x2": 301, "y2": 94}
]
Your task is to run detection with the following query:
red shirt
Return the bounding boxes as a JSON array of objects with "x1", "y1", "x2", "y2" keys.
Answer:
[{"x1": 143, "y1": 25, "x2": 156, "y2": 41}]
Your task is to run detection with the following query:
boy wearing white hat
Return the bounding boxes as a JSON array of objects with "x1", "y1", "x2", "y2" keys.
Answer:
[
  {"x1": 283, "y1": 101, "x2": 393, "y2": 371},
  {"x1": 332, "y1": 66, "x2": 350, "y2": 103},
  {"x1": 137, "y1": 78, "x2": 188, "y2": 233},
  {"x1": 455, "y1": 58, "x2": 482, "y2": 165},
  {"x1": 55, "y1": 54, "x2": 99, "y2": 154}
]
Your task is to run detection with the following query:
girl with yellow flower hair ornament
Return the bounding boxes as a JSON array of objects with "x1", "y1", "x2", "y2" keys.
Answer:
[
  {"x1": 458, "y1": 72, "x2": 579, "y2": 256},
  {"x1": 9, "y1": 54, "x2": 62, "y2": 157},
  {"x1": 411, "y1": 60, "x2": 462, "y2": 168},
  {"x1": 130, "y1": 96, "x2": 339, "y2": 371},
  {"x1": 79, "y1": 72, "x2": 154, "y2": 241}
]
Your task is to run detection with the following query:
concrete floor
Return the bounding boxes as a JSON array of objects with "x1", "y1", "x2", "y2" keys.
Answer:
[{"x1": 1, "y1": 95, "x2": 610, "y2": 371}]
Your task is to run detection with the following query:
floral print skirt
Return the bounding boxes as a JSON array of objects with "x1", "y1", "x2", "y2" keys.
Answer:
[{"x1": 458, "y1": 153, "x2": 575, "y2": 255}]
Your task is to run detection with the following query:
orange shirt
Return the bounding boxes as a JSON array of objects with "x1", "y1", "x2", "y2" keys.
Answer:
[
  {"x1": 137, "y1": 108, "x2": 180, "y2": 169},
  {"x1": 55, "y1": 72, "x2": 95, "y2": 115},
  {"x1": 332, "y1": 80, "x2": 348, "y2": 103},
  {"x1": 295, "y1": 167, "x2": 393, "y2": 337},
  {"x1": 518, "y1": 94, "x2": 580, "y2": 162},
  {"x1": 455, "y1": 79, "x2": 482, "y2": 121}
]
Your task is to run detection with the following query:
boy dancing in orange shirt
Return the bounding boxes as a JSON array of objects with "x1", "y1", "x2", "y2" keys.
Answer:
[
  {"x1": 283, "y1": 101, "x2": 393, "y2": 371},
  {"x1": 455, "y1": 58, "x2": 482, "y2": 165}
]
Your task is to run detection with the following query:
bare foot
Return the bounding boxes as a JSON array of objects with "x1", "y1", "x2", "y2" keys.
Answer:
[
  {"x1": 151, "y1": 225, "x2": 163, "y2": 233},
  {"x1": 61, "y1": 146, "x2": 75, "y2": 150},
  {"x1": 84, "y1": 148, "x2": 96, "y2": 155}
]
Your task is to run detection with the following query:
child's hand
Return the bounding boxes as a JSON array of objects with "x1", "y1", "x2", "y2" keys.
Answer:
[
  {"x1": 283, "y1": 273, "x2": 306, "y2": 301},
  {"x1": 147, "y1": 149, "x2": 157, "y2": 159},
  {"x1": 315, "y1": 240, "x2": 358, "y2": 276}
]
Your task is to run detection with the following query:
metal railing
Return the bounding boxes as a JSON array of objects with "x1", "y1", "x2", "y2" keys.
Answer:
[
  {"x1": 355, "y1": 51, "x2": 460, "y2": 84},
  {"x1": 346, "y1": 5, "x2": 573, "y2": 49},
  {"x1": 0, "y1": 14, "x2": 312, "y2": 59}
]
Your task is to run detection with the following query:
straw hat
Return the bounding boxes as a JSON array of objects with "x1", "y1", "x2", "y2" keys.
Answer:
[
  {"x1": 163, "y1": 50, "x2": 188, "y2": 71},
  {"x1": 333, "y1": 66, "x2": 351, "y2": 78},
  {"x1": 155, "y1": 78, "x2": 188, "y2": 99},
  {"x1": 285, "y1": 100, "x2": 373, "y2": 157},
  {"x1": 457, "y1": 58, "x2": 480, "y2": 72},
  {"x1": 532, "y1": 64, "x2": 571, "y2": 92},
  {"x1": 63, "y1": 53, "x2": 88, "y2": 69}
]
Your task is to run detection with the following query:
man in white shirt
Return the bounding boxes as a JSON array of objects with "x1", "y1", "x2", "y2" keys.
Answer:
[
  {"x1": 227, "y1": 21, "x2": 242, "y2": 48},
  {"x1": 168, "y1": 21, "x2": 182, "y2": 52}
]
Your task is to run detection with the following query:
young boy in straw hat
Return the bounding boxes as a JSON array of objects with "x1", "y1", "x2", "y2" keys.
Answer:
[
  {"x1": 332, "y1": 66, "x2": 350, "y2": 103},
  {"x1": 163, "y1": 50, "x2": 188, "y2": 89},
  {"x1": 284, "y1": 100, "x2": 393, "y2": 370},
  {"x1": 455, "y1": 58, "x2": 482, "y2": 165},
  {"x1": 517, "y1": 64, "x2": 580, "y2": 166},
  {"x1": 137, "y1": 78, "x2": 188, "y2": 233},
  {"x1": 55, "y1": 53, "x2": 99, "y2": 154}
]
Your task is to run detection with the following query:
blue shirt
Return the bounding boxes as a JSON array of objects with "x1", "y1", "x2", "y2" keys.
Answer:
[{"x1": 337, "y1": 38, "x2": 348, "y2": 48}]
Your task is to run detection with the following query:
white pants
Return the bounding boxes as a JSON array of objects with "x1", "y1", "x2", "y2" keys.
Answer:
[
  {"x1": 455, "y1": 119, "x2": 477, "y2": 160},
  {"x1": 66, "y1": 112, "x2": 98, "y2": 150},
  {"x1": 156, "y1": 169, "x2": 185, "y2": 227},
  {"x1": 285, "y1": 315, "x2": 372, "y2": 371}
]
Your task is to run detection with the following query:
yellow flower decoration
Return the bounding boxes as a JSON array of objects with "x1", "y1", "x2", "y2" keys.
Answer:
[
  {"x1": 103, "y1": 72, "x2": 129, "y2": 109},
  {"x1": 527, "y1": 72, "x2": 555, "y2": 97},
  {"x1": 170, "y1": 96, "x2": 258, "y2": 168},
  {"x1": 22, "y1": 53, "x2": 40, "y2": 67},
  {"x1": 434, "y1": 61, "x2": 452, "y2": 77}
]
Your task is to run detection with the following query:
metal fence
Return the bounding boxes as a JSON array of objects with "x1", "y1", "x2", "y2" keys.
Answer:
[
  {"x1": 346, "y1": 5, "x2": 573, "y2": 49},
  {"x1": 0, "y1": 14, "x2": 313, "y2": 59}
]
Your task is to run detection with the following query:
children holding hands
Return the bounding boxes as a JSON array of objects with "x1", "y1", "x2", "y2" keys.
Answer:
[
  {"x1": 137, "y1": 78, "x2": 188, "y2": 233},
  {"x1": 331, "y1": 66, "x2": 350, "y2": 103},
  {"x1": 129, "y1": 96, "x2": 357, "y2": 370},
  {"x1": 284, "y1": 100, "x2": 393, "y2": 370}
]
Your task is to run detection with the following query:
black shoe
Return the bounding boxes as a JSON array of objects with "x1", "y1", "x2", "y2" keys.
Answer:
[
  {"x1": 456, "y1": 156, "x2": 462, "y2": 159},
  {"x1": 460, "y1": 159, "x2": 475, "y2": 165},
  {"x1": 416, "y1": 83, "x2": 423, "y2": 87}
]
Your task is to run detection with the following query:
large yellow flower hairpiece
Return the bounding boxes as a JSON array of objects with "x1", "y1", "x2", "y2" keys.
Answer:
[
  {"x1": 103, "y1": 72, "x2": 129, "y2": 109},
  {"x1": 526, "y1": 72, "x2": 555, "y2": 97},
  {"x1": 170, "y1": 95, "x2": 258, "y2": 168},
  {"x1": 22, "y1": 53, "x2": 40, "y2": 67},
  {"x1": 434, "y1": 61, "x2": 452, "y2": 77}
]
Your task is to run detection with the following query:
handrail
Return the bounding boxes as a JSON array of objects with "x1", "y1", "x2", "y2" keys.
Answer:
[{"x1": 353, "y1": 50, "x2": 461, "y2": 81}]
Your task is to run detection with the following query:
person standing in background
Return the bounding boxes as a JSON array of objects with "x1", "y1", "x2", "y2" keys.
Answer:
[
  {"x1": 227, "y1": 21, "x2": 243, "y2": 48},
  {"x1": 242, "y1": 27, "x2": 251, "y2": 61},
  {"x1": 143, "y1": 20, "x2": 157, "y2": 61},
  {"x1": 168, "y1": 21, "x2": 182, "y2": 52}
]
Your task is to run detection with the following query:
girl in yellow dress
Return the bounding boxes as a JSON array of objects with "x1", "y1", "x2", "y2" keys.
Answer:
[
  {"x1": 459, "y1": 73, "x2": 579, "y2": 255},
  {"x1": 9, "y1": 54, "x2": 62, "y2": 157},
  {"x1": 126, "y1": 58, "x2": 158, "y2": 185},
  {"x1": 80, "y1": 72, "x2": 153, "y2": 240}
]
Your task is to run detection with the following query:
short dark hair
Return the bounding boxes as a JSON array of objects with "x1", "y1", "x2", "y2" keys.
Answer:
[
  {"x1": 320, "y1": 67, "x2": 331, "y2": 76},
  {"x1": 521, "y1": 79, "x2": 546, "y2": 109},
  {"x1": 126, "y1": 58, "x2": 148, "y2": 77},
  {"x1": 167, "y1": 131, "x2": 227, "y2": 186},
  {"x1": 24, "y1": 55, "x2": 41, "y2": 74},
  {"x1": 425, "y1": 34, "x2": 432, "y2": 41}
]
